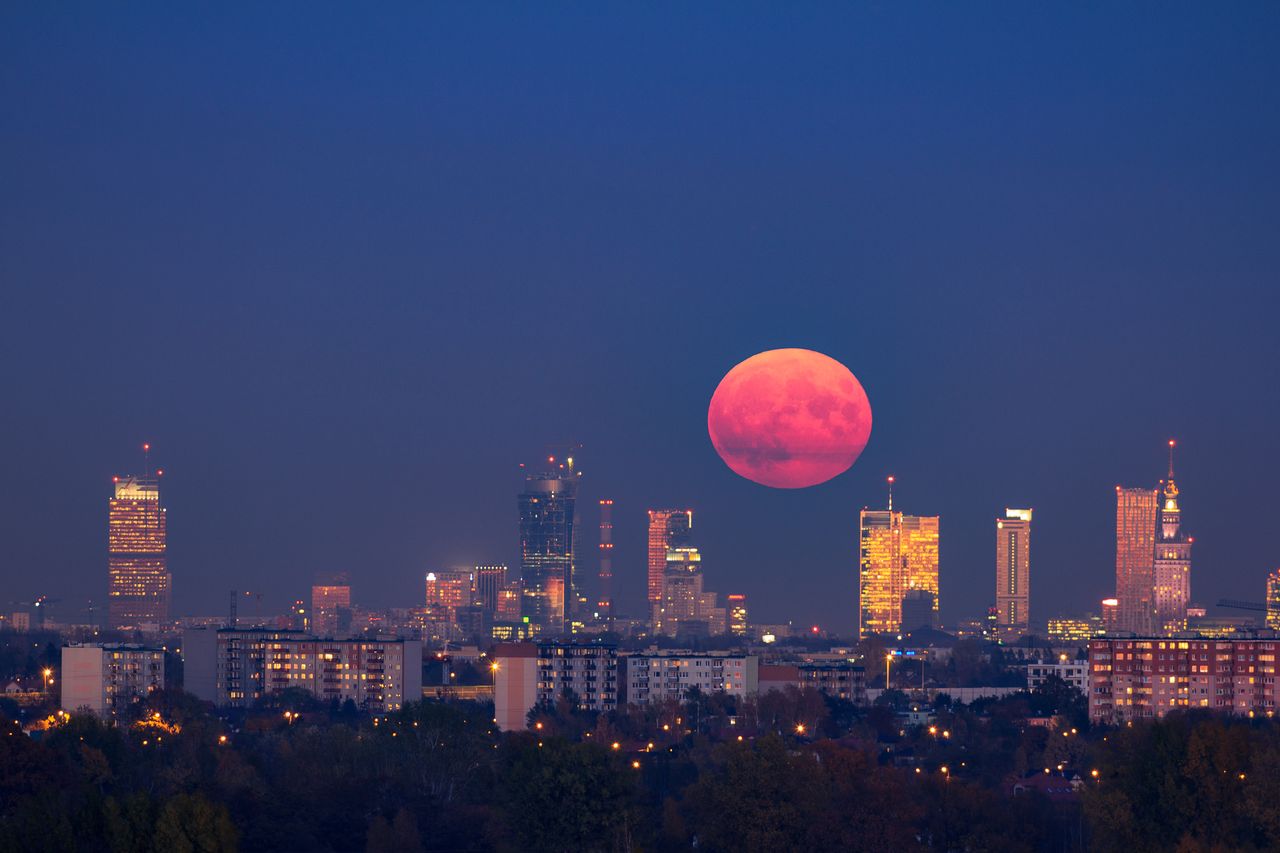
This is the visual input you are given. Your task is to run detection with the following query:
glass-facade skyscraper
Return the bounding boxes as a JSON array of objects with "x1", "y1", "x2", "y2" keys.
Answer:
[
  {"x1": 107, "y1": 474, "x2": 170, "y2": 629},
  {"x1": 647, "y1": 509, "x2": 692, "y2": 606},
  {"x1": 859, "y1": 504, "x2": 940, "y2": 639},
  {"x1": 1114, "y1": 486, "x2": 1160, "y2": 635},
  {"x1": 519, "y1": 466, "x2": 579, "y2": 635}
]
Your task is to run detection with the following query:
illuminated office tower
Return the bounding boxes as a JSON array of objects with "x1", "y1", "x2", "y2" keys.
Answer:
[
  {"x1": 1114, "y1": 486, "x2": 1160, "y2": 635},
  {"x1": 519, "y1": 459, "x2": 580, "y2": 636},
  {"x1": 1267, "y1": 570, "x2": 1280, "y2": 631},
  {"x1": 311, "y1": 574, "x2": 351, "y2": 637},
  {"x1": 473, "y1": 564, "x2": 508, "y2": 612},
  {"x1": 107, "y1": 461, "x2": 170, "y2": 629},
  {"x1": 425, "y1": 568, "x2": 474, "y2": 620},
  {"x1": 995, "y1": 509, "x2": 1032, "y2": 641},
  {"x1": 858, "y1": 478, "x2": 939, "y2": 638},
  {"x1": 1153, "y1": 441, "x2": 1192, "y2": 633},
  {"x1": 727, "y1": 594, "x2": 749, "y2": 636},
  {"x1": 647, "y1": 509, "x2": 692, "y2": 606},
  {"x1": 655, "y1": 546, "x2": 724, "y2": 636}
]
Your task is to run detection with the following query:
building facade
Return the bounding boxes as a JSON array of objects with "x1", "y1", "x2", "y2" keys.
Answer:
[
  {"x1": 311, "y1": 575, "x2": 352, "y2": 637},
  {"x1": 1267, "y1": 570, "x2": 1280, "y2": 631},
  {"x1": 1088, "y1": 636, "x2": 1280, "y2": 724},
  {"x1": 995, "y1": 509, "x2": 1032, "y2": 640},
  {"x1": 473, "y1": 564, "x2": 508, "y2": 612},
  {"x1": 647, "y1": 509, "x2": 693, "y2": 608},
  {"x1": 620, "y1": 652, "x2": 758, "y2": 704},
  {"x1": 1026, "y1": 657, "x2": 1088, "y2": 693},
  {"x1": 1153, "y1": 445, "x2": 1192, "y2": 633},
  {"x1": 519, "y1": 468, "x2": 579, "y2": 635},
  {"x1": 535, "y1": 642, "x2": 617, "y2": 713},
  {"x1": 859, "y1": 506, "x2": 940, "y2": 638},
  {"x1": 107, "y1": 474, "x2": 170, "y2": 629},
  {"x1": 424, "y1": 569, "x2": 474, "y2": 620},
  {"x1": 182, "y1": 628, "x2": 421, "y2": 712},
  {"x1": 1114, "y1": 487, "x2": 1160, "y2": 635},
  {"x1": 727, "y1": 594, "x2": 749, "y2": 636},
  {"x1": 61, "y1": 644, "x2": 165, "y2": 716}
]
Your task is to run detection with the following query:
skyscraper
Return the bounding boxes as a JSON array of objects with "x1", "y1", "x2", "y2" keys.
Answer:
[
  {"x1": 425, "y1": 568, "x2": 474, "y2": 620},
  {"x1": 107, "y1": 463, "x2": 170, "y2": 629},
  {"x1": 1266, "y1": 570, "x2": 1280, "y2": 631},
  {"x1": 1114, "y1": 486, "x2": 1159, "y2": 635},
  {"x1": 995, "y1": 508, "x2": 1032, "y2": 641},
  {"x1": 474, "y1": 564, "x2": 508, "y2": 612},
  {"x1": 858, "y1": 479, "x2": 939, "y2": 638},
  {"x1": 311, "y1": 574, "x2": 351, "y2": 637},
  {"x1": 1153, "y1": 441, "x2": 1192, "y2": 633},
  {"x1": 654, "y1": 545, "x2": 725, "y2": 636},
  {"x1": 647, "y1": 509, "x2": 692, "y2": 606},
  {"x1": 726, "y1": 593, "x2": 749, "y2": 636},
  {"x1": 519, "y1": 459, "x2": 580, "y2": 636}
]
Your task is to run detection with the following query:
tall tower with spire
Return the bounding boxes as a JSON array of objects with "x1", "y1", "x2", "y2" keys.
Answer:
[
  {"x1": 1153, "y1": 440, "x2": 1192, "y2": 633},
  {"x1": 858, "y1": 476, "x2": 940, "y2": 638}
]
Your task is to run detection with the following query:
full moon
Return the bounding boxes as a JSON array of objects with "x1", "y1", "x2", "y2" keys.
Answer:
[{"x1": 707, "y1": 348, "x2": 872, "y2": 489}]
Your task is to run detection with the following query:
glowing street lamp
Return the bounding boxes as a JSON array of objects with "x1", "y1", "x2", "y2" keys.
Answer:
[{"x1": 42, "y1": 668, "x2": 53, "y2": 693}]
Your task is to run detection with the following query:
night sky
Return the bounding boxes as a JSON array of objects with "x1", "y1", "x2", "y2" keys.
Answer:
[{"x1": 3, "y1": 4, "x2": 1278, "y2": 633}]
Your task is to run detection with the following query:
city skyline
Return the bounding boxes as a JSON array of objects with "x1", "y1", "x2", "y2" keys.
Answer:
[
  {"x1": 10, "y1": 435, "x2": 1271, "y2": 634},
  {"x1": 4, "y1": 5, "x2": 1279, "y2": 634}
]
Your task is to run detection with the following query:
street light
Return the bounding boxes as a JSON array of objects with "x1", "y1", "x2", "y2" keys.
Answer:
[{"x1": 42, "y1": 668, "x2": 53, "y2": 693}]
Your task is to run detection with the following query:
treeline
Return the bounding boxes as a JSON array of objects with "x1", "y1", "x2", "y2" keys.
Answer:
[{"x1": 3, "y1": 685, "x2": 1280, "y2": 852}]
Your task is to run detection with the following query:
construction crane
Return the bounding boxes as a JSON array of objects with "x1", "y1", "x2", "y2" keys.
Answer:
[{"x1": 1218, "y1": 599, "x2": 1268, "y2": 613}]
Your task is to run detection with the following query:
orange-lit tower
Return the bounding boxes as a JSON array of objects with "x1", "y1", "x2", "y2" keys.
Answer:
[
  {"x1": 1115, "y1": 485, "x2": 1159, "y2": 635},
  {"x1": 597, "y1": 499, "x2": 614, "y2": 625},
  {"x1": 1153, "y1": 439, "x2": 1192, "y2": 633},
  {"x1": 107, "y1": 443, "x2": 170, "y2": 629},
  {"x1": 647, "y1": 509, "x2": 692, "y2": 607},
  {"x1": 859, "y1": 476, "x2": 940, "y2": 638}
]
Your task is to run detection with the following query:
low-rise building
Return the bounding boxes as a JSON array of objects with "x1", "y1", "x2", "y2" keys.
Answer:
[
  {"x1": 182, "y1": 628, "x2": 421, "y2": 712},
  {"x1": 1026, "y1": 656, "x2": 1088, "y2": 693},
  {"x1": 620, "y1": 651, "x2": 758, "y2": 704},
  {"x1": 61, "y1": 644, "x2": 164, "y2": 716}
]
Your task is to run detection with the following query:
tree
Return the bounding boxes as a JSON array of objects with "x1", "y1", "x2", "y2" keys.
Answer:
[{"x1": 152, "y1": 793, "x2": 237, "y2": 853}]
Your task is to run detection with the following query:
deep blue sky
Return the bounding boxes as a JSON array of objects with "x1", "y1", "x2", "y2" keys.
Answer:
[{"x1": 3, "y1": 4, "x2": 1278, "y2": 633}]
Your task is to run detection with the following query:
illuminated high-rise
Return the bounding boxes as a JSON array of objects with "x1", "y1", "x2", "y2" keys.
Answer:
[
  {"x1": 1114, "y1": 486, "x2": 1159, "y2": 634},
  {"x1": 474, "y1": 564, "x2": 508, "y2": 612},
  {"x1": 311, "y1": 574, "x2": 351, "y2": 637},
  {"x1": 519, "y1": 458, "x2": 580, "y2": 636},
  {"x1": 1153, "y1": 441, "x2": 1192, "y2": 633},
  {"x1": 1267, "y1": 570, "x2": 1280, "y2": 631},
  {"x1": 425, "y1": 568, "x2": 474, "y2": 620},
  {"x1": 995, "y1": 509, "x2": 1032, "y2": 641},
  {"x1": 858, "y1": 479, "x2": 939, "y2": 638},
  {"x1": 726, "y1": 594, "x2": 749, "y2": 636},
  {"x1": 647, "y1": 509, "x2": 692, "y2": 606},
  {"x1": 107, "y1": 464, "x2": 170, "y2": 629}
]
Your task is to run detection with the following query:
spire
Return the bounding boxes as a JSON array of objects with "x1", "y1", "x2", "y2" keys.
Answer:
[
  {"x1": 887, "y1": 475, "x2": 895, "y2": 511},
  {"x1": 1163, "y1": 439, "x2": 1180, "y2": 505}
]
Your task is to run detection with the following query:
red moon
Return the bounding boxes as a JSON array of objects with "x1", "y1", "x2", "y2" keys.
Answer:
[{"x1": 707, "y1": 349, "x2": 872, "y2": 489}]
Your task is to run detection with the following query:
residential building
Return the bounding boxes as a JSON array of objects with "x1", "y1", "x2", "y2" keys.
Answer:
[
  {"x1": 620, "y1": 651, "x2": 758, "y2": 704},
  {"x1": 182, "y1": 628, "x2": 420, "y2": 712},
  {"x1": 61, "y1": 644, "x2": 164, "y2": 716},
  {"x1": 492, "y1": 642, "x2": 539, "y2": 731},
  {"x1": 536, "y1": 641, "x2": 617, "y2": 713},
  {"x1": 1088, "y1": 636, "x2": 1280, "y2": 724},
  {"x1": 1026, "y1": 657, "x2": 1088, "y2": 693}
]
